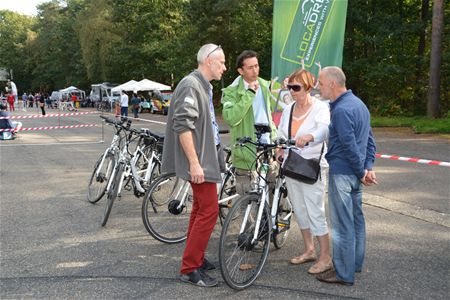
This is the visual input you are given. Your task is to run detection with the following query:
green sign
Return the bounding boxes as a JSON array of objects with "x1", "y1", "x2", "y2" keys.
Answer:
[{"x1": 271, "y1": 0, "x2": 348, "y2": 80}]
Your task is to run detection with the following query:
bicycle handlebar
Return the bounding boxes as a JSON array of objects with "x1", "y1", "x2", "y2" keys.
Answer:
[
  {"x1": 100, "y1": 115, "x2": 164, "y2": 143},
  {"x1": 236, "y1": 136, "x2": 296, "y2": 149}
]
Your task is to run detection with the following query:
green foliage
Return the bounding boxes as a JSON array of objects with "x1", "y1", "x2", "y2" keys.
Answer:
[
  {"x1": 371, "y1": 116, "x2": 450, "y2": 133},
  {"x1": 0, "y1": 10, "x2": 35, "y2": 92},
  {"x1": 0, "y1": 0, "x2": 447, "y2": 119},
  {"x1": 344, "y1": 0, "x2": 449, "y2": 117},
  {"x1": 27, "y1": 0, "x2": 88, "y2": 91}
]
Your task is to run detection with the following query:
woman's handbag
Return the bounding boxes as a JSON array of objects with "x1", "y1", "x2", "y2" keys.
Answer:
[
  {"x1": 281, "y1": 103, "x2": 324, "y2": 184},
  {"x1": 282, "y1": 146, "x2": 323, "y2": 184}
]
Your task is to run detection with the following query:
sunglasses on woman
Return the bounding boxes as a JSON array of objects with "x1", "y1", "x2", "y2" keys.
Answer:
[{"x1": 287, "y1": 84, "x2": 302, "y2": 92}]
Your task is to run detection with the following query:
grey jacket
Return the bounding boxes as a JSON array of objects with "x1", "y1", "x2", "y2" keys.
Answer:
[{"x1": 161, "y1": 70, "x2": 221, "y2": 183}]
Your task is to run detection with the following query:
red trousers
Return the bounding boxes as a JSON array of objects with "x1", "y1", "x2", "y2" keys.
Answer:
[
  {"x1": 180, "y1": 181, "x2": 218, "y2": 274},
  {"x1": 8, "y1": 100, "x2": 14, "y2": 112}
]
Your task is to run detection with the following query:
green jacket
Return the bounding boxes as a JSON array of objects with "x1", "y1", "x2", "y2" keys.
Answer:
[{"x1": 222, "y1": 76, "x2": 277, "y2": 170}]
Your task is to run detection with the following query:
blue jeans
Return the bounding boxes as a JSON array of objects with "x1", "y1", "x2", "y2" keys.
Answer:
[
  {"x1": 328, "y1": 174, "x2": 365, "y2": 283},
  {"x1": 120, "y1": 106, "x2": 128, "y2": 117}
]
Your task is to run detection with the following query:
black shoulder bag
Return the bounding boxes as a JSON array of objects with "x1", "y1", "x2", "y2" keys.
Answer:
[{"x1": 281, "y1": 104, "x2": 324, "y2": 184}]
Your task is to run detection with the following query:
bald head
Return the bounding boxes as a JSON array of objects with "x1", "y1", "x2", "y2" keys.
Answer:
[
  {"x1": 196, "y1": 43, "x2": 226, "y2": 82},
  {"x1": 197, "y1": 43, "x2": 221, "y2": 65},
  {"x1": 318, "y1": 66, "x2": 348, "y2": 101},
  {"x1": 321, "y1": 66, "x2": 346, "y2": 87}
]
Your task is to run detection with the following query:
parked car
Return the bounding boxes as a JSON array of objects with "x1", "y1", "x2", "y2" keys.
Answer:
[
  {"x1": 139, "y1": 99, "x2": 152, "y2": 113},
  {"x1": 150, "y1": 91, "x2": 172, "y2": 115}
]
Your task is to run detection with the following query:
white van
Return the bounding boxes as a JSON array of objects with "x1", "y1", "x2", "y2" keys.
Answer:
[{"x1": 90, "y1": 83, "x2": 120, "y2": 104}]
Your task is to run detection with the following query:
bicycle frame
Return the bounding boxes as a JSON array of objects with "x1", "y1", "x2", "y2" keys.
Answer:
[
  {"x1": 95, "y1": 134, "x2": 120, "y2": 179},
  {"x1": 235, "y1": 137, "x2": 293, "y2": 245},
  {"x1": 130, "y1": 138, "x2": 159, "y2": 194},
  {"x1": 270, "y1": 174, "x2": 292, "y2": 231}
]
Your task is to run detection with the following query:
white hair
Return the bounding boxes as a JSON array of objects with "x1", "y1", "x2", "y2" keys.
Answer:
[
  {"x1": 197, "y1": 43, "x2": 220, "y2": 64},
  {"x1": 322, "y1": 66, "x2": 346, "y2": 87}
]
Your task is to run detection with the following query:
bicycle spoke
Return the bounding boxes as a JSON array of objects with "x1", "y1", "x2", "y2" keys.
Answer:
[
  {"x1": 141, "y1": 173, "x2": 192, "y2": 244},
  {"x1": 219, "y1": 195, "x2": 270, "y2": 290}
]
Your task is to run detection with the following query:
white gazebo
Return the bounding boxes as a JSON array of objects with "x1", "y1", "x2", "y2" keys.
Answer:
[
  {"x1": 111, "y1": 80, "x2": 138, "y2": 93},
  {"x1": 59, "y1": 86, "x2": 86, "y2": 99},
  {"x1": 133, "y1": 79, "x2": 171, "y2": 92}
]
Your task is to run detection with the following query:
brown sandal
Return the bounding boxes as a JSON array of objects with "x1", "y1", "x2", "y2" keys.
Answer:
[
  {"x1": 290, "y1": 254, "x2": 317, "y2": 265},
  {"x1": 308, "y1": 261, "x2": 333, "y2": 274}
]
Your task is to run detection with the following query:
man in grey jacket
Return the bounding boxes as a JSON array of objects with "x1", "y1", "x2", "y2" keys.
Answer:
[{"x1": 161, "y1": 43, "x2": 226, "y2": 287}]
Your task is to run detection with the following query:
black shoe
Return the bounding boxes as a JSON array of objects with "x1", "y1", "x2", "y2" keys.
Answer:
[
  {"x1": 179, "y1": 269, "x2": 218, "y2": 287},
  {"x1": 200, "y1": 258, "x2": 216, "y2": 271}
]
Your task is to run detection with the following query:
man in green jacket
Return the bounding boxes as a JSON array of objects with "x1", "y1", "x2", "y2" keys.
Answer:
[{"x1": 222, "y1": 50, "x2": 277, "y2": 194}]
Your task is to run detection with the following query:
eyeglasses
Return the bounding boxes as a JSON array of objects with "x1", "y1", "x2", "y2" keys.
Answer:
[
  {"x1": 206, "y1": 45, "x2": 222, "y2": 58},
  {"x1": 287, "y1": 84, "x2": 302, "y2": 92}
]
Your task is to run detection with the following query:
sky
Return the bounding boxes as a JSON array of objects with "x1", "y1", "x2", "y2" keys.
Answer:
[{"x1": 0, "y1": 0, "x2": 48, "y2": 16}]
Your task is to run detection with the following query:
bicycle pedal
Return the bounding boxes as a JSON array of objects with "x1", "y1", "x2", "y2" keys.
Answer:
[
  {"x1": 124, "y1": 185, "x2": 132, "y2": 191},
  {"x1": 277, "y1": 220, "x2": 290, "y2": 229}
]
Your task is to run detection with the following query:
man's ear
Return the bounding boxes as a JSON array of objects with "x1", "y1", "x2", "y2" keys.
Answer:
[{"x1": 237, "y1": 68, "x2": 244, "y2": 76}]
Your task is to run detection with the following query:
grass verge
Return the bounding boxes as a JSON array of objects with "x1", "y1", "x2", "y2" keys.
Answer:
[{"x1": 371, "y1": 116, "x2": 450, "y2": 134}]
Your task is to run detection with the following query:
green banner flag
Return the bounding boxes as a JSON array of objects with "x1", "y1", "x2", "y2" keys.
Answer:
[{"x1": 271, "y1": 0, "x2": 348, "y2": 81}]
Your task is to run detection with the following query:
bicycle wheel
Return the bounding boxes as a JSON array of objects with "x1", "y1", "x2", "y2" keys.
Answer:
[
  {"x1": 136, "y1": 146, "x2": 161, "y2": 191},
  {"x1": 148, "y1": 158, "x2": 161, "y2": 185},
  {"x1": 141, "y1": 173, "x2": 192, "y2": 244},
  {"x1": 101, "y1": 163, "x2": 124, "y2": 226},
  {"x1": 219, "y1": 194, "x2": 271, "y2": 290},
  {"x1": 87, "y1": 152, "x2": 115, "y2": 204},
  {"x1": 272, "y1": 183, "x2": 292, "y2": 249},
  {"x1": 218, "y1": 170, "x2": 237, "y2": 223}
]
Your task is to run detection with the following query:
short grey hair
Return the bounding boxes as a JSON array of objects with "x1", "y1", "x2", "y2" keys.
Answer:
[
  {"x1": 322, "y1": 66, "x2": 346, "y2": 87},
  {"x1": 197, "y1": 43, "x2": 220, "y2": 64}
]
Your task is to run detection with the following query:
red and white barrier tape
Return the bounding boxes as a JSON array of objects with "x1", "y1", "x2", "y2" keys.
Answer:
[
  {"x1": 0, "y1": 124, "x2": 97, "y2": 132},
  {"x1": 0, "y1": 111, "x2": 98, "y2": 120},
  {"x1": 376, "y1": 153, "x2": 450, "y2": 167}
]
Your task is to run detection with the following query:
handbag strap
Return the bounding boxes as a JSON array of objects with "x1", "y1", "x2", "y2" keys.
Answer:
[
  {"x1": 288, "y1": 103, "x2": 295, "y2": 139},
  {"x1": 318, "y1": 141, "x2": 325, "y2": 161}
]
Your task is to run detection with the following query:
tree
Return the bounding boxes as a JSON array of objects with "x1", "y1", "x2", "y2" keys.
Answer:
[
  {"x1": 29, "y1": 0, "x2": 87, "y2": 92},
  {"x1": 0, "y1": 10, "x2": 35, "y2": 92},
  {"x1": 426, "y1": 0, "x2": 443, "y2": 118},
  {"x1": 76, "y1": 0, "x2": 120, "y2": 82}
]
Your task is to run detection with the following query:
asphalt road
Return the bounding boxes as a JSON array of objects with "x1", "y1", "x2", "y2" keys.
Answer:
[{"x1": 1, "y1": 108, "x2": 449, "y2": 299}]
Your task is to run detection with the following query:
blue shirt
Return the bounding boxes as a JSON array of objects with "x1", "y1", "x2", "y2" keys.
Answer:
[
  {"x1": 208, "y1": 87, "x2": 220, "y2": 146},
  {"x1": 325, "y1": 90, "x2": 376, "y2": 178}
]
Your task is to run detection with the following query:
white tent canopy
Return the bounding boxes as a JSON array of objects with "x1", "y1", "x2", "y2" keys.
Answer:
[
  {"x1": 59, "y1": 86, "x2": 86, "y2": 99},
  {"x1": 111, "y1": 80, "x2": 138, "y2": 92},
  {"x1": 60, "y1": 86, "x2": 81, "y2": 93},
  {"x1": 133, "y1": 79, "x2": 171, "y2": 92}
]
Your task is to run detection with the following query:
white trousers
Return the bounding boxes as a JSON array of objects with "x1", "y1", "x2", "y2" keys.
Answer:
[{"x1": 285, "y1": 169, "x2": 328, "y2": 236}]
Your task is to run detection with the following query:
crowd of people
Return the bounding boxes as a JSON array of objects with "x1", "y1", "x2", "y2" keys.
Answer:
[
  {"x1": 0, "y1": 79, "x2": 85, "y2": 138},
  {"x1": 162, "y1": 43, "x2": 377, "y2": 288}
]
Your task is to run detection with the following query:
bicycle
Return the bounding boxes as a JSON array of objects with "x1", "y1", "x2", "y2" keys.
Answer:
[
  {"x1": 101, "y1": 118, "x2": 163, "y2": 226},
  {"x1": 87, "y1": 115, "x2": 127, "y2": 203},
  {"x1": 96, "y1": 100, "x2": 112, "y2": 112},
  {"x1": 141, "y1": 139, "x2": 240, "y2": 244},
  {"x1": 87, "y1": 115, "x2": 163, "y2": 226},
  {"x1": 218, "y1": 124, "x2": 294, "y2": 290}
]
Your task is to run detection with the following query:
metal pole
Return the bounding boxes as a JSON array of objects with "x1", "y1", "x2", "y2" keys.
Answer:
[{"x1": 101, "y1": 116, "x2": 104, "y2": 143}]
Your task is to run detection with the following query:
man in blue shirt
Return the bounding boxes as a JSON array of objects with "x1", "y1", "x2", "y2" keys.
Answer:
[{"x1": 316, "y1": 67, "x2": 377, "y2": 286}]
